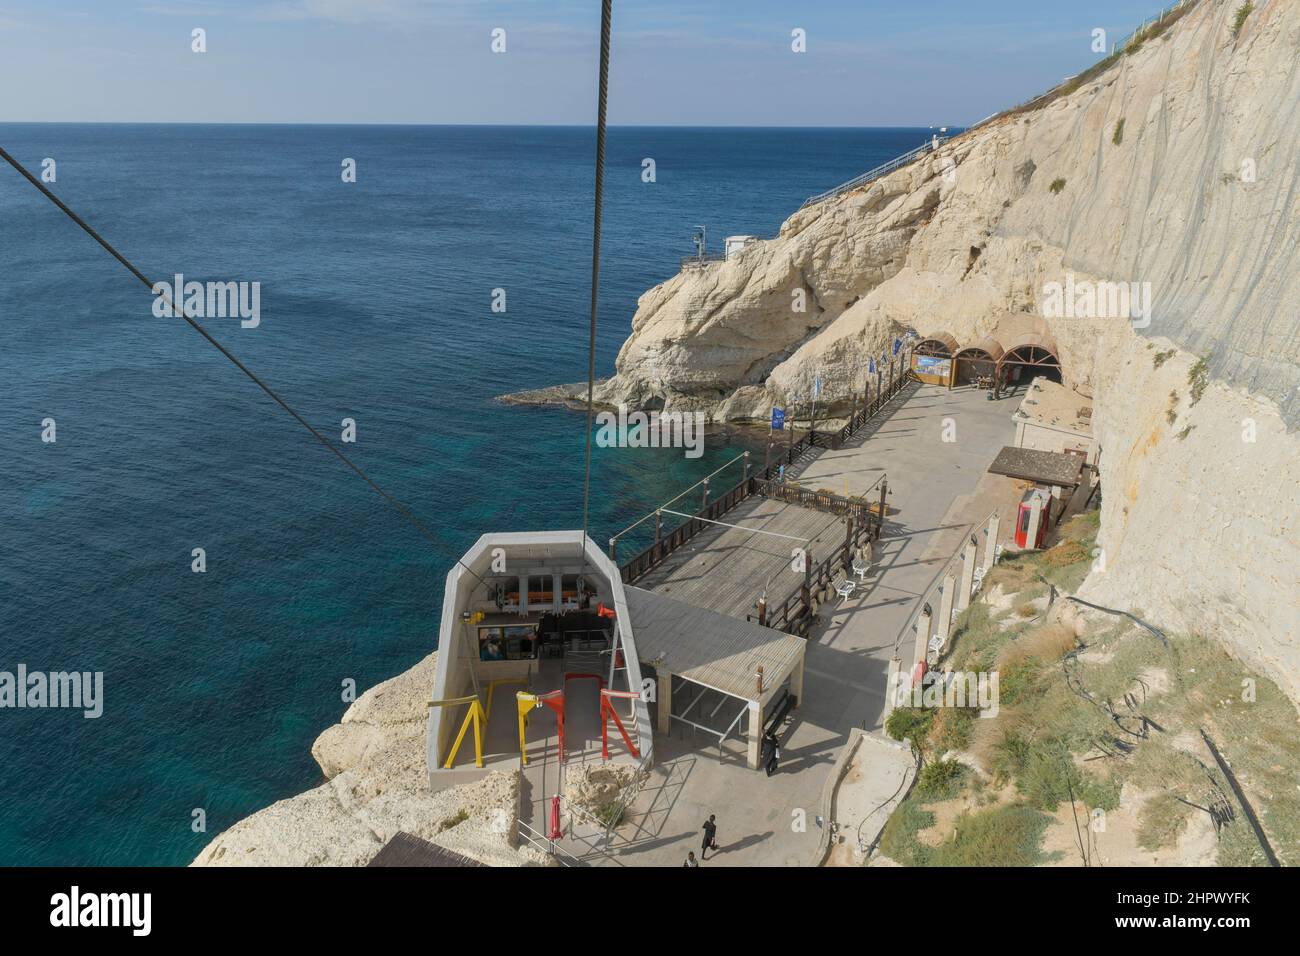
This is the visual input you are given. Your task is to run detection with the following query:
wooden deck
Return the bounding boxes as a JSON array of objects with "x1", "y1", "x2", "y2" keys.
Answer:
[{"x1": 632, "y1": 496, "x2": 848, "y2": 621}]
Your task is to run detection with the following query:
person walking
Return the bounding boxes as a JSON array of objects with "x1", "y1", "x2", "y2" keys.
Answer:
[
  {"x1": 683, "y1": 851, "x2": 698, "y2": 867},
  {"x1": 701, "y1": 814, "x2": 718, "y2": 859}
]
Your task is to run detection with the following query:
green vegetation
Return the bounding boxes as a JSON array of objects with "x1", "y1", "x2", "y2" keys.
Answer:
[
  {"x1": 1188, "y1": 356, "x2": 1209, "y2": 405},
  {"x1": 1049, "y1": 178, "x2": 1067, "y2": 194},
  {"x1": 1176, "y1": 425, "x2": 1195, "y2": 441},
  {"x1": 886, "y1": 706, "x2": 936, "y2": 751},
  {"x1": 1112, "y1": 118, "x2": 1125, "y2": 146},
  {"x1": 438, "y1": 809, "x2": 469, "y2": 832},
  {"x1": 930, "y1": 805, "x2": 1054, "y2": 866},
  {"x1": 1232, "y1": 2, "x2": 1255, "y2": 40},
  {"x1": 595, "y1": 802, "x2": 625, "y2": 829},
  {"x1": 915, "y1": 759, "x2": 967, "y2": 801},
  {"x1": 878, "y1": 506, "x2": 1300, "y2": 867},
  {"x1": 1152, "y1": 348, "x2": 1176, "y2": 369},
  {"x1": 1138, "y1": 792, "x2": 1193, "y2": 851}
]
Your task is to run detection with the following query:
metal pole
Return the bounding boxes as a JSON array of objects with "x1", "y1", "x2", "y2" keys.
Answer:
[{"x1": 877, "y1": 479, "x2": 888, "y2": 538}]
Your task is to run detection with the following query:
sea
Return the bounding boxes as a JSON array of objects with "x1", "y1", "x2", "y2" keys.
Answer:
[{"x1": 0, "y1": 124, "x2": 935, "y2": 865}]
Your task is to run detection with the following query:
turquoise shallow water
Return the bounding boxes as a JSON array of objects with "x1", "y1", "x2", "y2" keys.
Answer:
[{"x1": 0, "y1": 124, "x2": 933, "y2": 865}]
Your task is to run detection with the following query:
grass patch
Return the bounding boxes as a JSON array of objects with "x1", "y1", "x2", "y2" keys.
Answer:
[
  {"x1": 1188, "y1": 355, "x2": 1209, "y2": 404},
  {"x1": 1112, "y1": 118, "x2": 1125, "y2": 145},
  {"x1": 595, "y1": 802, "x2": 625, "y2": 829},
  {"x1": 885, "y1": 706, "x2": 934, "y2": 748},
  {"x1": 916, "y1": 759, "x2": 968, "y2": 801},
  {"x1": 929, "y1": 705, "x2": 977, "y2": 753},
  {"x1": 878, "y1": 798, "x2": 936, "y2": 866},
  {"x1": 1137, "y1": 792, "x2": 1194, "y2": 851},
  {"x1": 930, "y1": 804, "x2": 1055, "y2": 866},
  {"x1": 1049, "y1": 178, "x2": 1066, "y2": 194},
  {"x1": 438, "y1": 809, "x2": 469, "y2": 832},
  {"x1": 1152, "y1": 348, "x2": 1176, "y2": 368},
  {"x1": 1232, "y1": 2, "x2": 1255, "y2": 40}
]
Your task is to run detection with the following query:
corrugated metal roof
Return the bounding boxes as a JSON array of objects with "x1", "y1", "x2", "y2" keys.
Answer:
[
  {"x1": 987, "y1": 445, "x2": 1084, "y2": 487},
  {"x1": 367, "y1": 832, "x2": 486, "y2": 867},
  {"x1": 625, "y1": 586, "x2": 805, "y2": 701}
]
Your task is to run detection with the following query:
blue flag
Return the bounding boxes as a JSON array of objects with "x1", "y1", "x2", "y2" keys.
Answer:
[
  {"x1": 771, "y1": 407, "x2": 785, "y2": 431},
  {"x1": 813, "y1": 376, "x2": 821, "y2": 398},
  {"x1": 893, "y1": 337, "x2": 902, "y2": 356},
  {"x1": 868, "y1": 356, "x2": 876, "y2": 375}
]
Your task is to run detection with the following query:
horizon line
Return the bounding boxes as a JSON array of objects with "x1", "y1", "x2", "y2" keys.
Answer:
[{"x1": 0, "y1": 120, "x2": 968, "y2": 131}]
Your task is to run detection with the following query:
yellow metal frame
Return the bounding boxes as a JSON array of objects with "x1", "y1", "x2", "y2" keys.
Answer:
[
  {"x1": 429, "y1": 694, "x2": 487, "y2": 769},
  {"x1": 516, "y1": 692, "x2": 540, "y2": 766},
  {"x1": 485, "y1": 677, "x2": 529, "y2": 721}
]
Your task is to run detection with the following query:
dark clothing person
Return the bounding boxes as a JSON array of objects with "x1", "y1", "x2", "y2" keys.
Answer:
[
  {"x1": 701, "y1": 816, "x2": 718, "y2": 857},
  {"x1": 763, "y1": 734, "x2": 781, "y2": 776}
]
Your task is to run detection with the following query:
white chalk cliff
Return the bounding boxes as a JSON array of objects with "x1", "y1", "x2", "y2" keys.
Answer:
[
  {"x1": 192, "y1": 653, "x2": 548, "y2": 867},
  {"x1": 594, "y1": 0, "x2": 1300, "y2": 697}
]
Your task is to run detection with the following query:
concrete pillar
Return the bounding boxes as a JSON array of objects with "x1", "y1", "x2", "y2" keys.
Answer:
[
  {"x1": 884, "y1": 657, "x2": 904, "y2": 718},
  {"x1": 958, "y1": 542, "x2": 977, "y2": 611},
  {"x1": 1026, "y1": 495, "x2": 1044, "y2": 550},
  {"x1": 984, "y1": 514, "x2": 1000, "y2": 571},
  {"x1": 656, "y1": 672, "x2": 672, "y2": 735},
  {"x1": 937, "y1": 574, "x2": 956, "y2": 648},
  {"x1": 914, "y1": 605, "x2": 933, "y2": 668},
  {"x1": 746, "y1": 700, "x2": 762, "y2": 770}
]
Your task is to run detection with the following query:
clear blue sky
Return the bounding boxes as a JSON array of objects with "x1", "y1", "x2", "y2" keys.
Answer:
[{"x1": 1, "y1": 1, "x2": 1168, "y2": 125}]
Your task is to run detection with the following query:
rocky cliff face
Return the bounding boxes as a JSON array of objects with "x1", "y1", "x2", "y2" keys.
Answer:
[
  {"x1": 192, "y1": 653, "x2": 547, "y2": 867},
  {"x1": 597, "y1": 0, "x2": 1300, "y2": 697}
]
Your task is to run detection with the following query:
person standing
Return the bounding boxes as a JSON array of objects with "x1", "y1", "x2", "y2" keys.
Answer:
[
  {"x1": 701, "y1": 814, "x2": 718, "y2": 859},
  {"x1": 683, "y1": 851, "x2": 698, "y2": 867},
  {"x1": 763, "y1": 732, "x2": 781, "y2": 776}
]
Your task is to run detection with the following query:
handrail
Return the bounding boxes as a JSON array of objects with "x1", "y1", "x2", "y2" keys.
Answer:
[
  {"x1": 800, "y1": 138, "x2": 947, "y2": 209},
  {"x1": 609, "y1": 451, "x2": 750, "y2": 546},
  {"x1": 680, "y1": 252, "x2": 727, "y2": 270}
]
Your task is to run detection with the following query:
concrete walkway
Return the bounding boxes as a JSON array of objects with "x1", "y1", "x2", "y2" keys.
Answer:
[{"x1": 605, "y1": 384, "x2": 1018, "y2": 866}]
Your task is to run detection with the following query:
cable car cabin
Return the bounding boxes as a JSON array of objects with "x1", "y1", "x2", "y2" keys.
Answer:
[
  {"x1": 1015, "y1": 487, "x2": 1051, "y2": 549},
  {"x1": 426, "y1": 531, "x2": 653, "y2": 785}
]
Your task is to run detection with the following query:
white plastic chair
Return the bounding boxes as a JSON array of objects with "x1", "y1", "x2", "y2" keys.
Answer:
[
  {"x1": 835, "y1": 580, "x2": 856, "y2": 602},
  {"x1": 851, "y1": 559, "x2": 870, "y2": 582}
]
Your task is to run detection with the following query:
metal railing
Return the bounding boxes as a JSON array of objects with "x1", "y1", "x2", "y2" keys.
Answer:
[
  {"x1": 616, "y1": 348, "x2": 915, "y2": 591},
  {"x1": 800, "y1": 138, "x2": 947, "y2": 209},
  {"x1": 680, "y1": 251, "x2": 728, "y2": 270}
]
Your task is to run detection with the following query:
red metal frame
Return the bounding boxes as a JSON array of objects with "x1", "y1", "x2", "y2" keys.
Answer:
[{"x1": 600, "y1": 689, "x2": 641, "y2": 760}]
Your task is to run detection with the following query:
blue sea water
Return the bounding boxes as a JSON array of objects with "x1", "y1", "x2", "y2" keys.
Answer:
[{"x1": 0, "y1": 124, "x2": 933, "y2": 865}]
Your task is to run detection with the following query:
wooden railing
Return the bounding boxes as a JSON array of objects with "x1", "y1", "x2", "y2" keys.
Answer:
[{"x1": 618, "y1": 347, "x2": 913, "y2": 595}]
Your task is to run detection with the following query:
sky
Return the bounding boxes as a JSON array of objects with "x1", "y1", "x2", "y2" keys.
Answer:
[{"x1": 0, "y1": 1, "x2": 1171, "y2": 126}]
